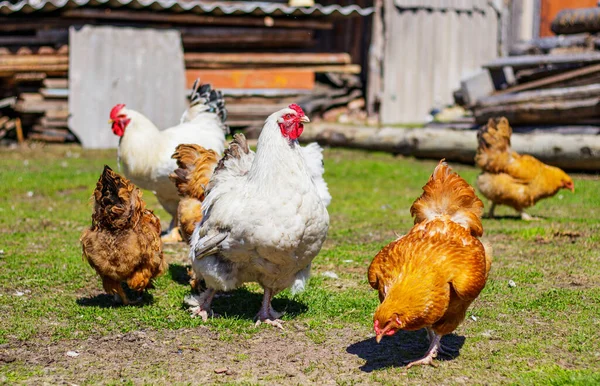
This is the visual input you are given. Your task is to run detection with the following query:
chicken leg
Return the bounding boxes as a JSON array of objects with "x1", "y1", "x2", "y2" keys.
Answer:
[
  {"x1": 406, "y1": 327, "x2": 440, "y2": 368},
  {"x1": 254, "y1": 287, "x2": 284, "y2": 329},
  {"x1": 186, "y1": 288, "x2": 216, "y2": 321},
  {"x1": 485, "y1": 203, "x2": 496, "y2": 219}
]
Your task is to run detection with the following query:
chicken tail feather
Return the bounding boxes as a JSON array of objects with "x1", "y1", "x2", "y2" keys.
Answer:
[
  {"x1": 93, "y1": 165, "x2": 142, "y2": 229},
  {"x1": 410, "y1": 160, "x2": 484, "y2": 237},
  {"x1": 169, "y1": 144, "x2": 219, "y2": 199},
  {"x1": 181, "y1": 79, "x2": 228, "y2": 131}
]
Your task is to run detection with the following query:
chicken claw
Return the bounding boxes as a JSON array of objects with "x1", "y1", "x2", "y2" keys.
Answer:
[
  {"x1": 184, "y1": 289, "x2": 216, "y2": 320},
  {"x1": 405, "y1": 353, "x2": 439, "y2": 369},
  {"x1": 254, "y1": 317, "x2": 284, "y2": 329},
  {"x1": 190, "y1": 307, "x2": 214, "y2": 322},
  {"x1": 520, "y1": 212, "x2": 540, "y2": 221}
]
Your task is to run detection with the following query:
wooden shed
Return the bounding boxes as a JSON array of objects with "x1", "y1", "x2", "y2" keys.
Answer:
[{"x1": 0, "y1": 0, "x2": 373, "y2": 147}]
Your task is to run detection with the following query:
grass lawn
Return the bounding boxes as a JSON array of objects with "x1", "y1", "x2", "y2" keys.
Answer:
[{"x1": 0, "y1": 144, "x2": 599, "y2": 385}]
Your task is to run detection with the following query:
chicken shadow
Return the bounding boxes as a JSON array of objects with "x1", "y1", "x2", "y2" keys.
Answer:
[
  {"x1": 168, "y1": 263, "x2": 192, "y2": 286},
  {"x1": 189, "y1": 287, "x2": 308, "y2": 321},
  {"x1": 346, "y1": 329, "x2": 465, "y2": 372},
  {"x1": 76, "y1": 286, "x2": 156, "y2": 308}
]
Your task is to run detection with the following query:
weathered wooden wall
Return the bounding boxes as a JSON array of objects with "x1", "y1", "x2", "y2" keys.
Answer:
[
  {"x1": 379, "y1": 0, "x2": 500, "y2": 124},
  {"x1": 69, "y1": 26, "x2": 187, "y2": 149}
]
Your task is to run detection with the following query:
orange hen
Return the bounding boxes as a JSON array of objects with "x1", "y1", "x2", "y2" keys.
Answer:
[
  {"x1": 169, "y1": 144, "x2": 220, "y2": 243},
  {"x1": 475, "y1": 117, "x2": 574, "y2": 220},
  {"x1": 368, "y1": 160, "x2": 492, "y2": 368},
  {"x1": 80, "y1": 165, "x2": 165, "y2": 304}
]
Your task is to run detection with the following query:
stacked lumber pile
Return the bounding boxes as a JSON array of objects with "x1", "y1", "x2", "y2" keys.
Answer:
[
  {"x1": 184, "y1": 52, "x2": 364, "y2": 131},
  {"x1": 457, "y1": 8, "x2": 600, "y2": 128}
]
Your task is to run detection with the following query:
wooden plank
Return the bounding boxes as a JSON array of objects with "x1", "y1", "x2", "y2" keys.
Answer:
[
  {"x1": 40, "y1": 88, "x2": 69, "y2": 99},
  {"x1": 474, "y1": 97, "x2": 600, "y2": 125},
  {"x1": 61, "y1": 9, "x2": 334, "y2": 30},
  {"x1": 477, "y1": 84, "x2": 600, "y2": 107},
  {"x1": 0, "y1": 55, "x2": 68, "y2": 66},
  {"x1": 483, "y1": 53, "x2": 600, "y2": 70},
  {"x1": 181, "y1": 32, "x2": 315, "y2": 48},
  {"x1": 15, "y1": 99, "x2": 67, "y2": 113},
  {"x1": 186, "y1": 69, "x2": 316, "y2": 89},
  {"x1": 494, "y1": 64, "x2": 600, "y2": 96},
  {"x1": 69, "y1": 26, "x2": 187, "y2": 149},
  {"x1": 184, "y1": 52, "x2": 351, "y2": 65},
  {"x1": 43, "y1": 78, "x2": 69, "y2": 89}
]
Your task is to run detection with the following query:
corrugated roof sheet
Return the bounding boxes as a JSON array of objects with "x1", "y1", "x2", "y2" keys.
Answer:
[{"x1": 0, "y1": 0, "x2": 373, "y2": 17}]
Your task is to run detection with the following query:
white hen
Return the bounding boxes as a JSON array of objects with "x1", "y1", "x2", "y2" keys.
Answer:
[
  {"x1": 187, "y1": 104, "x2": 330, "y2": 328},
  {"x1": 110, "y1": 80, "x2": 228, "y2": 241}
]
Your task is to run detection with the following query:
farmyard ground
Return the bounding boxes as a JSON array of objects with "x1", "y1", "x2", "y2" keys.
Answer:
[{"x1": 1, "y1": 144, "x2": 599, "y2": 385}]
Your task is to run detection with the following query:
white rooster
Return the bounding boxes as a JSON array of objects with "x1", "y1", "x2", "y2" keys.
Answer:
[
  {"x1": 186, "y1": 104, "x2": 330, "y2": 328},
  {"x1": 109, "y1": 80, "x2": 228, "y2": 242}
]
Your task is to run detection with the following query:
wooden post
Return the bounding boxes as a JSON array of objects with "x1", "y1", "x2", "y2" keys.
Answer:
[
  {"x1": 366, "y1": 0, "x2": 383, "y2": 119},
  {"x1": 15, "y1": 117, "x2": 24, "y2": 144}
]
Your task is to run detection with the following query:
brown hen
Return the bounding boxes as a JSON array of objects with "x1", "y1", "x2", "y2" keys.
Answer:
[
  {"x1": 80, "y1": 165, "x2": 165, "y2": 305},
  {"x1": 475, "y1": 117, "x2": 574, "y2": 220},
  {"x1": 369, "y1": 160, "x2": 492, "y2": 368},
  {"x1": 169, "y1": 144, "x2": 220, "y2": 243}
]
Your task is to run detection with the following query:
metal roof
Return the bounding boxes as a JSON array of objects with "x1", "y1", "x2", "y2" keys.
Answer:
[{"x1": 0, "y1": 0, "x2": 373, "y2": 17}]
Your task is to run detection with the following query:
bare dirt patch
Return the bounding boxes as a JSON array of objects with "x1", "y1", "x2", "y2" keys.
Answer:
[{"x1": 0, "y1": 326, "x2": 468, "y2": 385}]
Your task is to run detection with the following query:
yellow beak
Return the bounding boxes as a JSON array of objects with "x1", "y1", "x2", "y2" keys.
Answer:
[
  {"x1": 376, "y1": 334, "x2": 383, "y2": 344},
  {"x1": 108, "y1": 119, "x2": 114, "y2": 124},
  {"x1": 300, "y1": 116, "x2": 310, "y2": 123}
]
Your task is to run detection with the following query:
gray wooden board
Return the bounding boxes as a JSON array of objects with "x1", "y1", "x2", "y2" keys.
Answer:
[{"x1": 69, "y1": 25, "x2": 187, "y2": 149}]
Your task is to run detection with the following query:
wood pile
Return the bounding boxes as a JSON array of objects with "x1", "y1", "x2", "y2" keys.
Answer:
[
  {"x1": 0, "y1": 49, "x2": 73, "y2": 143},
  {"x1": 453, "y1": 6, "x2": 600, "y2": 128}
]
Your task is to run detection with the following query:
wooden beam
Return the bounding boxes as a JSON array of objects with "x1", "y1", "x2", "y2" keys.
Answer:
[
  {"x1": 300, "y1": 123, "x2": 600, "y2": 171},
  {"x1": 483, "y1": 53, "x2": 600, "y2": 70},
  {"x1": 184, "y1": 52, "x2": 351, "y2": 65},
  {"x1": 181, "y1": 33, "x2": 315, "y2": 48},
  {"x1": 186, "y1": 69, "x2": 316, "y2": 89},
  {"x1": 61, "y1": 9, "x2": 334, "y2": 30}
]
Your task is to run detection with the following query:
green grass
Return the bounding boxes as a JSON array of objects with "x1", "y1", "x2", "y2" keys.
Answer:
[{"x1": 1, "y1": 145, "x2": 599, "y2": 385}]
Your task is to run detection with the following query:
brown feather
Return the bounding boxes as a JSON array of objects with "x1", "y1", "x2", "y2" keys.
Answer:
[{"x1": 169, "y1": 144, "x2": 219, "y2": 242}]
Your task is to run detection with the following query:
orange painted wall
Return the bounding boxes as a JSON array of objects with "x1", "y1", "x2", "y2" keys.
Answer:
[{"x1": 540, "y1": 0, "x2": 598, "y2": 37}]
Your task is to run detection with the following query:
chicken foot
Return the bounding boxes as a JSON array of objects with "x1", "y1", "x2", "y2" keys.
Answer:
[
  {"x1": 254, "y1": 287, "x2": 284, "y2": 329},
  {"x1": 161, "y1": 218, "x2": 183, "y2": 243},
  {"x1": 185, "y1": 288, "x2": 216, "y2": 321},
  {"x1": 520, "y1": 211, "x2": 540, "y2": 221},
  {"x1": 406, "y1": 328, "x2": 440, "y2": 369}
]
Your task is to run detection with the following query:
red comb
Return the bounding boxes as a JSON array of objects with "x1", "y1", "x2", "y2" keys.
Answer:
[
  {"x1": 288, "y1": 103, "x2": 304, "y2": 116},
  {"x1": 110, "y1": 104, "x2": 126, "y2": 120}
]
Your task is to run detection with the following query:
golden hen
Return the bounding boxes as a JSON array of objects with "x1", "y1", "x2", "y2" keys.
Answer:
[
  {"x1": 475, "y1": 117, "x2": 574, "y2": 220},
  {"x1": 80, "y1": 165, "x2": 165, "y2": 304},
  {"x1": 368, "y1": 160, "x2": 492, "y2": 368},
  {"x1": 169, "y1": 144, "x2": 220, "y2": 243}
]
